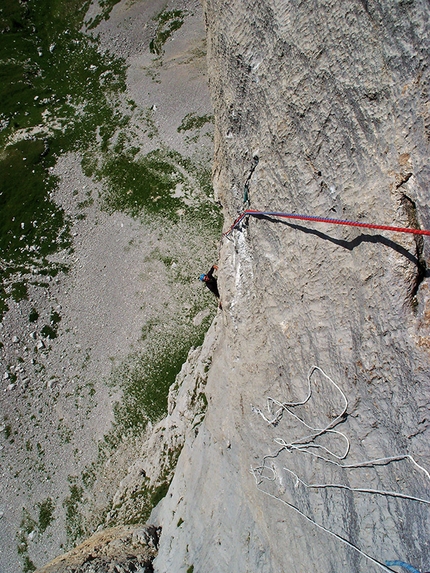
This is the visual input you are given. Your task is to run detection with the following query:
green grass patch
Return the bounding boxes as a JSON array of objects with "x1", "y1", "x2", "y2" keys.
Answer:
[
  {"x1": 11, "y1": 281, "x2": 28, "y2": 302},
  {"x1": 40, "y1": 324, "x2": 57, "y2": 339},
  {"x1": 29, "y1": 308, "x2": 39, "y2": 322},
  {"x1": 97, "y1": 147, "x2": 221, "y2": 223},
  {"x1": 86, "y1": 0, "x2": 122, "y2": 29},
  {"x1": 100, "y1": 149, "x2": 184, "y2": 218},
  {"x1": 110, "y1": 334, "x2": 205, "y2": 437},
  {"x1": 0, "y1": 0, "x2": 127, "y2": 317},
  {"x1": 107, "y1": 444, "x2": 184, "y2": 526},
  {"x1": 17, "y1": 509, "x2": 36, "y2": 554},
  {"x1": 0, "y1": 139, "x2": 70, "y2": 267},
  {"x1": 40, "y1": 308, "x2": 62, "y2": 338},
  {"x1": 16, "y1": 508, "x2": 37, "y2": 571},
  {"x1": 150, "y1": 480, "x2": 170, "y2": 507},
  {"x1": 177, "y1": 113, "x2": 214, "y2": 133},
  {"x1": 37, "y1": 497, "x2": 55, "y2": 533},
  {"x1": 150, "y1": 10, "x2": 185, "y2": 55},
  {"x1": 63, "y1": 482, "x2": 85, "y2": 546},
  {"x1": 141, "y1": 107, "x2": 159, "y2": 139},
  {"x1": 23, "y1": 556, "x2": 37, "y2": 573},
  {"x1": 0, "y1": 1, "x2": 126, "y2": 152},
  {"x1": 50, "y1": 309, "x2": 61, "y2": 325}
]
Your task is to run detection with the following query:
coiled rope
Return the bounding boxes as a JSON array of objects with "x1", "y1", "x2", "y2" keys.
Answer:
[
  {"x1": 223, "y1": 210, "x2": 430, "y2": 239},
  {"x1": 251, "y1": 366, "x2": 430, "y2": 573}
]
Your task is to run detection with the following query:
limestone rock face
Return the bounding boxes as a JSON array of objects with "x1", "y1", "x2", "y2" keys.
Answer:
[{"x1": 152, "y1": 1, "x2": 430, "y2": 572}]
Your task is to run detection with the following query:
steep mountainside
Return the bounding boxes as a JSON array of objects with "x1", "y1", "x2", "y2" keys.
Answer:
[
  {"x1": 36, "y1": 1, "x2": 430, "y2": 572},
  {"x1": 152, "y1": 1, "x2": 430, "y2": 572}
]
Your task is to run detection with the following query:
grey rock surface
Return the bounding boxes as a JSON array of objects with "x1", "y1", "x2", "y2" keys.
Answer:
[{"x1": 151, "y1": 1, "x2": 430, "y2": 572}]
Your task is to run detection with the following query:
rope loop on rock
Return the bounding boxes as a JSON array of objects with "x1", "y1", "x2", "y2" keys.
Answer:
[{"x1": 251, "y1": 366, "x2": 430, "y2": 573}]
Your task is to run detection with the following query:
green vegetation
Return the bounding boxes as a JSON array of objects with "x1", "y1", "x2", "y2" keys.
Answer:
[
  {"x1": 63, "y1": 481, "x2": 84, "y2": 546},
  {"x1": 0, "y1": 1, "x2": 218, "y2": 317},
  {"x1": 106, "y1": 443, "x2": 184, "y2": 526},
  {"x1": 16, "y1": 499, "x2": 55, "y2": 569},
  {"x1": 50, "y1": 309, "x2": 61, "y2": 325},
  {"x1": 2, "y1": 0, "x2": 221, "y2": 557},
  {"x1": 100, "y1": 149, "x2": 184, "y2": 218},
  {"x1": 39, "y1": 308, "x2": 62, "y2": 339},
  {"x1": 150, "y1": 10, "x2": 186, "y2": 55},
  {"x1": 78, "y1": 306, "x2": 214, "y2": 519},
  {"x1": 150, "y1": 480, "x2": 170, "y2": 507},
  {"x1": 77, "y1": 195, "x2": 94, "y2": 210},
  {"x1": 107, "y1": 301, "x2": 214, "y2": 440},
  {"x1": 23, "y1": 556, "x2": 37, "y2": 573},
  {"x1": 16, "y1": 509, "x2": 37, "y2": 572},
  {"x1": 0, "y1": 139, "x2": 71, "y2": 315},
  {"x1": 29, "y1": 308, "x2": 39, "y2": 323},
  {"x1": 0, "y1": 0, "x2": 126, "y2": 316},
  {"x1": 93, "y1": 146, "x2": 219, "y2": 223},
  {"x1": 0, "y1": 141, "x2": 68, "y2": 259},
  {"x1": 142, "y1": 106, "x2": 159, "y2": 139},
  {"x1": 86, "y1": 0, "x2": 121, "y2": 29},
  {"x1": 11, "y1": 281, "x2": 28, "y2": 302},
  {"x1": 37, "y1": 497, "x2": 55, "y2": 533},
  {"x1": 0, "y1": 1, "x2": 126, "y2": 151},
  {"x1": 111, "y1": 342, "x2": 195, "y2": 435},
  {"x1": 177, "y1": 113, "x2": 214, "y2": 133},
  {"x1": 16, "y1": 510, "x2": 36, "y2": 554},
  {"x1": 41, "y1": 325, "x2": 57, "y2": 339}
]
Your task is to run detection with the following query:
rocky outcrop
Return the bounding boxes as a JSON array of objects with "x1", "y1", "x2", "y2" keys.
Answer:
[
  {"x1": 150, "y1": 1, "x2": 430, "y2": 572},
  {"x1": 35, "y1": 525, "x2": 160, "y2": 573}
]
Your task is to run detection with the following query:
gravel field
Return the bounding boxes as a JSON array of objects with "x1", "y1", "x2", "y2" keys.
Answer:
[{"x1": 0, "y1": 1, "x2": 220, "y2": 571}]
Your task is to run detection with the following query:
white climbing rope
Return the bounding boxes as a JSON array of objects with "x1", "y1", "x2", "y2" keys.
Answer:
[
  {"x1": 281, "y1": 465, "x2": 430, "y2": 505},
  {"x1": 252, "y1": 365, "x2": 350, "y2": 459},
  {"x1": 251, "y1": 365, "x2": 430, "y2": 573},
  {"x1": 254, "y1": 480, "x2": 398, "y2": 573}
]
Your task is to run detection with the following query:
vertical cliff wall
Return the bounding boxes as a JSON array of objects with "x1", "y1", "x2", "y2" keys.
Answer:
[{"x1": 152, "y1": 1, "x2": 430, "y2": 572}]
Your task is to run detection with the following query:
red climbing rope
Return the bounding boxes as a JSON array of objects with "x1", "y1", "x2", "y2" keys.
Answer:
[{"x1": 223, "y1": 210, "x2": 430, "y2": 238}]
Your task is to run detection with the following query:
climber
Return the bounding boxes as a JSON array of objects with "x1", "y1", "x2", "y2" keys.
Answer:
[{"x1": 199, "y1": 264, "x2": 221, "y2": 307}]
